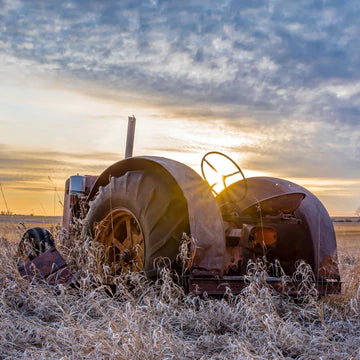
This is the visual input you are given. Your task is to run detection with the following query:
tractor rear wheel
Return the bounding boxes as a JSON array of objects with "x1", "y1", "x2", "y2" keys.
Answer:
[{"x1": 82, "y1": 170, "x2": 189, "y2": 277}]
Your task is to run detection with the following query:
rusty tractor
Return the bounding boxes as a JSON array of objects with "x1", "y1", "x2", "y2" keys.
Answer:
[{"x1": 17, "y1": 116, "x2": 341, "y2": 295}]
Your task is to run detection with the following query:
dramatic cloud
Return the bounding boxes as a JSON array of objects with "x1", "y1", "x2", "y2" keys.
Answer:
[
  {"x1": 0, "y1": 0, "x2": 359, "y2": 215},
  {"x1": 1, "y1": 0, "x2": 360, "y2": 125}
]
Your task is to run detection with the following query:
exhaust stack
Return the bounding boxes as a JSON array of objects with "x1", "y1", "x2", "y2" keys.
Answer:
[{"x1": 125, "y1": 115, "x2": 136, "y2": 158}]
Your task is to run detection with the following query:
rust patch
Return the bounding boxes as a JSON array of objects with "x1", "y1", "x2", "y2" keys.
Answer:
[
  {"x1": 250, "y1": 227, "x2": 277, "y2": 247},
  {"x1": 18, "y1": 247, "x2": 73, "y2": 286},
  {"x1": 318, "y1": 253, "x2": 340, "y2": 280}
]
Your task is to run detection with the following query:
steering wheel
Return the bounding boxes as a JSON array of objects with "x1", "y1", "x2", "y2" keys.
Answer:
[{"x1": 201, "y1": 151, "x2": 247, "y2": 198}]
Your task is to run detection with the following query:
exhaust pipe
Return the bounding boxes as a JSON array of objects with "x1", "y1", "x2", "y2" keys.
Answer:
[{"x1": 125, "y1": 115, "x2": 136, "y2": 158}]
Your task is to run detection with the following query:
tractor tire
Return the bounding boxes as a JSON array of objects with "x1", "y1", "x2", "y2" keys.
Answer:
[
  {"x1": 82, "y1": 170, "x2": 189, "y2": 277},
  {"x1": 18, "y1": 227, "x2": 55, "y2": 262}
]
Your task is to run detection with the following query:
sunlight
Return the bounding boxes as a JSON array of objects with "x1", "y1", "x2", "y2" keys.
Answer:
[{"x1": 200, "y1": 152, "x2": 247, "y2": 194}]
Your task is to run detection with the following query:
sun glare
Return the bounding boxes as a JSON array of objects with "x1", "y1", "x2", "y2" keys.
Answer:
[{"x1": 200, "y1": 152, "x2": 247, "y2": 195}]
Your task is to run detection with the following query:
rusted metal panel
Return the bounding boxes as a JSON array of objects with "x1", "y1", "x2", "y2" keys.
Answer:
[
  {"x1": 241, "y1": 192, "x2": 305, "y2": 217},
  {"x1": 46, "y1": 266, "x2": 73, "y2": 286},
  {"x1": 86, "y1": 156, "x2": 226, "y2": 276},
  {"x1": 143, "y1": 157, "x2": 225, "y2": 276},
  {"x1": 216, "y1": 177, "x2": 340, "y2": 281},
  {"x1": 63, "y1": 175, "x2": 98, "y2": 231},
  {"x1": 18, "y1": 247, "x2": 73, "y2": 285}
]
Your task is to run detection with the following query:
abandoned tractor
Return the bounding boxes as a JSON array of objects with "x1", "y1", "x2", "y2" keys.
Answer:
[{"x1": 17, "y1": 117, "x2": 341, "y2": 295}]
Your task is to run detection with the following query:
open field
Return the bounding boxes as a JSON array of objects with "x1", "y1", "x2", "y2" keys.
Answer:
[
  {"x1": 0, "y1": 217, "x2": 360, "y2": 359},
  {"x1": 0, "y1": 215, "x2": 62, "y2": 243},
  {"x1": 1, "y1": 215, "x2": 359, "y2": 249},
  {"x1": 334, "y1": 222, "x2": 360, "y2": 256}
]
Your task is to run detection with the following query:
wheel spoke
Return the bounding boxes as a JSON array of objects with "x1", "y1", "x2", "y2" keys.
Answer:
[
  {"x1": 209, "y1": 181, "x2": 219, "y2": 196},
  {"x1": 204, "y1": 158, "x2": 218, "y2": 173},
  {"x1": 112, "y1": 237, "x2": 126, "y2": 252},
  {"x1": 201, "y1": 151, "x2": 247, "y2": 199},
  {"x1": 94, "y1": 209, "x2": 145, "y2": 273},
  {"x1": 126, "y1": 219, "x2": 133, "y2": 247},
  {"x1": 224, "y1": 170, "x2": 241, "y2": 179},
  {"x1": 137, "y1": 232, "x2": 144, "y2": 245},
  {"x1": 222, "y1": 175, "x2": 227, "y2": 190}
]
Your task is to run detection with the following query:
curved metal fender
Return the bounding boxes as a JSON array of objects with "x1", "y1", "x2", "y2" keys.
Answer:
[
  {"x1": 87, "y1": 156, "x2": 226, "y2": 276},
  {"x1": 217, "y1": 177, "x2": 339, "y2": 280}
]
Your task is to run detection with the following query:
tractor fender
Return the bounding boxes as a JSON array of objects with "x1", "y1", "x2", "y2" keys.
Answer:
[
  {"x1": 87, "y1": 156, "x2": 226, "y2": 276},
  {"x1": 217, "y1": 177, "x2": 339, "y2": 280}
]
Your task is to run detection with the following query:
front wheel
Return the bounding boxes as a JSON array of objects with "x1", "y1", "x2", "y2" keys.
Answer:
[
  {"x1": 18, "y1": 227, "x2": 55, "y2": 263},
  {"x1": 82, "y1": 170, "x2": 190, "y2": 277}
]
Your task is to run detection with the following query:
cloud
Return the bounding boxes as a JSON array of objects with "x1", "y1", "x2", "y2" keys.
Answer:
[
  {"x1": 12, "y1": 186, "x2": 57, "y2": 193},
  {"x1": 1, "y1": 0, "x2": 360, "y2": 129},
  {"x1": 0, "y1": 1, "x2": 359, "y2": 214},
  {"x1": 0, "y1": 145, "x2": 123, "y2": 190}
]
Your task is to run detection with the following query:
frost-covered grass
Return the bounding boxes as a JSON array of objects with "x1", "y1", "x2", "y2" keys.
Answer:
[{"x1": 0, "y1": 223, "x2": 360, "y2": 359}]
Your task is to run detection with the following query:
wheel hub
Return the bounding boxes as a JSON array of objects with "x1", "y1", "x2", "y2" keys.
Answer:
[{"x1": 93, "y1": 208, "x2": 144, "y2": 273}]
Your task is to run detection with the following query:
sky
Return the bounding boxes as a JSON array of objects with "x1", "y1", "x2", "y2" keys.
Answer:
[{"x1": 0, "y1": 0, "x2": 359, "y2": 216}]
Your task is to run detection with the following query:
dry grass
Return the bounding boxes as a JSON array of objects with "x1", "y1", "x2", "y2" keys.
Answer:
[
  {"x1": 0, "y1": 215, "x2": 61, "y2": 243},
  {"x1": 0, "y1": 221, "x2": 360, "y2": 359}
]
